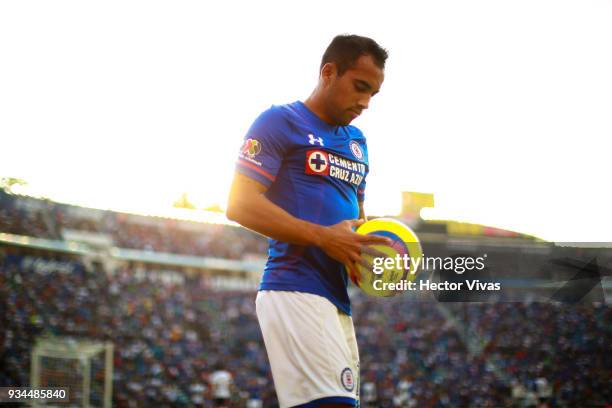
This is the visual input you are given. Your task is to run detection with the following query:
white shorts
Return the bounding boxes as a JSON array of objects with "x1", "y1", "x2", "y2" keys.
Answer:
[{"x1": 255, "y1": 290, "x2": 360, "y2": 408}]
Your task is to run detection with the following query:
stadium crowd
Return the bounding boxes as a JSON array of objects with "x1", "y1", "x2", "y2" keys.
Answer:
[
  {"x1": 1, "y1": 189, "x2": 610, "y2": 407},
  {"x1": 1, "y1": 247, "x2": 610, "y2": 407},
  {"x1": 0, "y1": 190, "x2": 267, "y2": 259}
]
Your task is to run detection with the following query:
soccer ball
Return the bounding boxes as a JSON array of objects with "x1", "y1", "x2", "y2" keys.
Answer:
[{"x1": 346, "y1": 218, "x2": 423, "y2": 297}]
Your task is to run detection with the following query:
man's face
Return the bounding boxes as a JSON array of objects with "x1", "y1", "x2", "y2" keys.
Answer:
[{"x1": 323, "y1": 54, "x2": 385, "y2": 126}]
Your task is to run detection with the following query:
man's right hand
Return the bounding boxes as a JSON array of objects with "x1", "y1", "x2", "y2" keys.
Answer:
[
  {"x1": 317, "y1": 219, "x2": 391, "y2": 267},
  {"x1": 228, "y1": 173, "x2": 390, "y2": 272}
]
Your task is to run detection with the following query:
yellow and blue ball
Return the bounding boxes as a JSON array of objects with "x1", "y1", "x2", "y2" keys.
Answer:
[{"x1": 346, "y1": 218, "x2": 423, "y2": 297}]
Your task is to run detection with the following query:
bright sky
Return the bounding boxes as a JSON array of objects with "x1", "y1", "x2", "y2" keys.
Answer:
[{"x1": 1, "y1": 0, "x2": 611, "y2": 242}]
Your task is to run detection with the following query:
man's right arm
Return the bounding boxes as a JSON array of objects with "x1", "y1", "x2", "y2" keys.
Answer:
[{"x1": 226, "y1": 172, "x2": 389, "y2": 267}]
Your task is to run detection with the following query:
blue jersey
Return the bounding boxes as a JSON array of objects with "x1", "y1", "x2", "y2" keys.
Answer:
[{"x1": 235, "y1": 101, "x2": 369, "y2": 315}]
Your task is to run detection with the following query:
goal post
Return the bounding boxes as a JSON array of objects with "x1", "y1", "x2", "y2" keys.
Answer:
[{"x1": 30, "y1": 336, "x2": 113, "y2": 408}]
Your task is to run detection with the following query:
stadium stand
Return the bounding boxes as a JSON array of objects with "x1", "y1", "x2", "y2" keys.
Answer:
[
  {"x1": 1, "y1": 190, "x2": 610, "y2": 407},
  {"x1": 0, "y1": 190, "x2": 268, "y2": 259}
]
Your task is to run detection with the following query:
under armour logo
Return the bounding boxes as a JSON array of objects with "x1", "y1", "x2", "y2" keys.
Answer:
[{"x1": 308, "y1": 134, "x2": 324, "y2": 146}]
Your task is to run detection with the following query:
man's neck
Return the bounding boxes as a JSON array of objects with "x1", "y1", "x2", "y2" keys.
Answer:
[{"x1": 304, "y1": 93, "x2": 335, "y2": 126}]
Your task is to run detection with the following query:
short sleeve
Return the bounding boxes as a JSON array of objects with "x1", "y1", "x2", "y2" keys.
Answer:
[
  {"x1": 235, "y1": 107, "x2": 288, "y2": 187},
  {"x1": 357, "y1": 140, "x2": 368, "y2": 202}
]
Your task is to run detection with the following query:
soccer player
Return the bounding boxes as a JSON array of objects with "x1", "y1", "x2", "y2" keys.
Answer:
[{"x1": 227, "y1": 34, "x2": 388, "y2": 408}]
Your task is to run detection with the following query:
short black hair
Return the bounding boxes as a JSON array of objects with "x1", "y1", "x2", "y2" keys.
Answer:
[{"x1": 320, "y1": 34, "x2": 388, "y2": 76}]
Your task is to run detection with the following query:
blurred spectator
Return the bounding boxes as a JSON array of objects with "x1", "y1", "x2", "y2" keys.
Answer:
[{"x1": 210, "y1": 364, "x2": 233, "y2": 408}]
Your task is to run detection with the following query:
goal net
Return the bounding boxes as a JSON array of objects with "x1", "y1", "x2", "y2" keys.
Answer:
[{"x1": 30, "y1": 336, "x2": 113, "y2": 407}]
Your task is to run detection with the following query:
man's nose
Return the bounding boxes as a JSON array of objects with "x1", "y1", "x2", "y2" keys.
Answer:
[{"x1": 357, "y1": 95, "x2": 371, "y2": 110}]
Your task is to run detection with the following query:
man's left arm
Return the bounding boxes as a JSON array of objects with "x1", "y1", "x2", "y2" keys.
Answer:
[
  {"x1": 357, "y1": 166, "x2": 367, "y2": 222},
  {"x1": 357, "y1": 148, "x2": 368, "y2": 222},
  {"x1": 358, "y1": 201, "x2": 367, "y2": 222}
]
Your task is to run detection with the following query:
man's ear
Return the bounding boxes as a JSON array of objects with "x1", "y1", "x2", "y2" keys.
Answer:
[{"x1": 320, "y1": 62, "x2": 337, "y2": 84}]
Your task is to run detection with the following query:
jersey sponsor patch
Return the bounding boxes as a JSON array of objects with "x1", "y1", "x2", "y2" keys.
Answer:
[
  {"x1": 305, "y1": 150, "x2": 329, "y2": 175},
  {"x1": 341, "y1": 367, "x2": 355, "y2": 392},
  {"x1": 305, "y1": 150, "x2": 366, "y2": 186},
  {"x1": 239, "y1": 138, "x2": 264, "y2": 167},
  {"x1": 241, "y1": 138, "x2": 262, "y2": 158}
]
